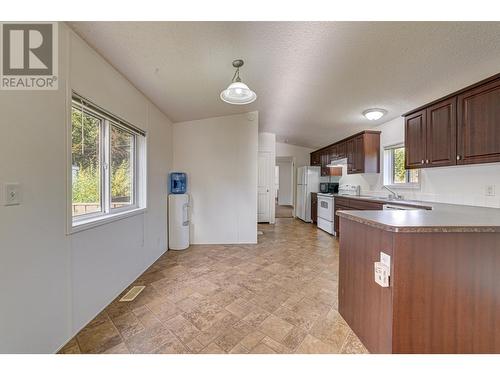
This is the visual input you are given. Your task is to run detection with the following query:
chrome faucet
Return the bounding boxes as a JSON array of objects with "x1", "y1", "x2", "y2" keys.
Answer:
[{"x1": 383, "y1": 185, "x2": 403, "y2": 200}]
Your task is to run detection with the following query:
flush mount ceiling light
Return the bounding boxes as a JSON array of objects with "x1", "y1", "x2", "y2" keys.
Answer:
[
  {"x1": 220, "y1": 59, "x2": 257, "y2": 105},
  {"x1": 363, "y1": 108, "x2": 387, "y2": 121}
]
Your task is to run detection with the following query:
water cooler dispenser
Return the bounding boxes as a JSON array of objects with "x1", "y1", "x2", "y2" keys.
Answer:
[{"x1": 168, "y1": 173, "x2": 189, "y2": 250}]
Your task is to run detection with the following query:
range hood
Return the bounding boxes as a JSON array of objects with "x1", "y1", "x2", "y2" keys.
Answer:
[{"x1": 326, "y1": 158, "x2": 347, "y2": 176}]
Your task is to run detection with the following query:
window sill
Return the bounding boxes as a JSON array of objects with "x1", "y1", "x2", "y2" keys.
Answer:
[{"x1": 69, "y1": 207, "x2": 146, "y2": 234}]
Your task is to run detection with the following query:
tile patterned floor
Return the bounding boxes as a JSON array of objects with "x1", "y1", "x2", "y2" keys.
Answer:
[
  {"x1": 275, "y1": 204, "x2": 294, "y2": 218},
  {"x1": 59, "y1": 218, "x2": 368, "y2": 354}
]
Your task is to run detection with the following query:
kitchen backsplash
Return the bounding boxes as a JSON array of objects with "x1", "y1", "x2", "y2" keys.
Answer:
[
  {"x1": 327, "y1": 116, "x2": 500, "y2": 209},
  {"x1": 339, "y1": 158, "x2": 500, "y2": 208},
  {"x1": 319, "y1": 176, "x2": 341, "y2": 184}
]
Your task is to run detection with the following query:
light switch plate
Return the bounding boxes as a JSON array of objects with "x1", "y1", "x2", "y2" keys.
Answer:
[{"x1": 4, "y1": 183, "x2": 21, "y2": 206}]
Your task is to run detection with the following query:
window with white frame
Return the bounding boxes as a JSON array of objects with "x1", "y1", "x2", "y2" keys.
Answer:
[
  {"x1": 384, "y1": 144, "x2": 419, "y2": 187},
  {"x1": 71, "y1": 94, "x2": 146, "y2": 227}
]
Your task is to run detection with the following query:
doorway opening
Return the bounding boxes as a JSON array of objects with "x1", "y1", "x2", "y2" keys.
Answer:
[{"x1": 275, "y1": 156, "x2": 294, "y2": 218}]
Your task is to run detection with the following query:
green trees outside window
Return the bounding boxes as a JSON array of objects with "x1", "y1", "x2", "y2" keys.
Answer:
[
  {"x1": 71, "y1": 106, "x2": 135, "y2": 217},
  {"x1": 391, "y1": 147, "x2": 419, "y2": 185}
]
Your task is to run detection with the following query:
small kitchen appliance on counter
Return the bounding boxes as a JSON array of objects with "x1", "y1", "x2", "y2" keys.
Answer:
[{"x1": 320, "y1": 182, "x2": 339, "y2": 194}]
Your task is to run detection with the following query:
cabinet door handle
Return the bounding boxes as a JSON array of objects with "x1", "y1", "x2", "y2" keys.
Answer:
[
  {"x1": 426, "y1": 159, "x2": 429, "y2": 164},
  {"x1": 421, "y1": 160, "x2": 424, "y2": 164},
  {"x1": 457, "y1": 155, "x2": 461, "y2": 161}
]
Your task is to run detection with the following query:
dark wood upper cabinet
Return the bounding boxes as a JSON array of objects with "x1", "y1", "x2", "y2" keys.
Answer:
[
  {"x1": 361, "y1": 132, "x2": 381, "y2": 174},
  {"x1": 426, "y1": 97, "x2": 457, "y2": 167},
  {"x1": 310, "y1": 151, "x2": 321, "y2": 166},
  {"x1": 404, "y1": 109, "x2": 427, "y2": 169},
  {"x1": 346, "y1": 138, "x2": 355, "y2": 173},
  {"x1": 320, "y1": 151, "x2": 331, "y2": 176},
  {"x1": 330, "y1": 144, "x2": 338, "y2": 160},
  {"x1": 310, "y1": 131, "x2": 381, "y2": 175},
  {"x1": 337, "y1": 141, "x2": 346, "y2": 158},
  {"x1": 348, "y1": 132, "x2": 381, "y2": 174},
  {"x1": 457, "y1": 78, "x2": 500, "y2": 165},
  {"x1": 353, "y1": 135, "x2": 365, "y2": 173},
  {"x1": 404, "y1": 73, "x2": 500, "y2": 170}
]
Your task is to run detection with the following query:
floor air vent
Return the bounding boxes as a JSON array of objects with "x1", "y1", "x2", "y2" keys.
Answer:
[{"x1": 119, "y1": 286, "x2": 146, "y2": 302}]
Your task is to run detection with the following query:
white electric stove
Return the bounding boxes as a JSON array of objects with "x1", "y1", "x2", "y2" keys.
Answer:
[{"x1": 317, "y1": 184, "x2": 360, "y2": 236}]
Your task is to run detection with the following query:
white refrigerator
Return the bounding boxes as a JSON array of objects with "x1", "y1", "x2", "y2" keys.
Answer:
[{"x1": 296, "y1": 166, "x2": 320, "y2": 222}]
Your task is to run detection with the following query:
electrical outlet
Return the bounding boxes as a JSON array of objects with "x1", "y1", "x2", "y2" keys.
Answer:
[
  {"x1": 374, "y1": 262, "x2": 390, "y2": 287},
  {"x1": 4, "y1": 183, "x2": 21, "y2": 206},
  {"x1": 485, "y1": 185, "x2": 496, "y2": 196}
]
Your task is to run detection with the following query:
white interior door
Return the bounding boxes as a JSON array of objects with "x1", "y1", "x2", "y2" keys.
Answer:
[{"x1": 258, "y1": 152, "x2": 271, "y2": 223}]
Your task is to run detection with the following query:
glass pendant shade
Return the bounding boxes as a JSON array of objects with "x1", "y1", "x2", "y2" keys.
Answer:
[{"x1": 220, "y1": 81, "x2": 257, "y2": 105}]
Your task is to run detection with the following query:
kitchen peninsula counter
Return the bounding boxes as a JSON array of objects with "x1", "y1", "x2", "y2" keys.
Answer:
[{"x1": 337, "y1": 200, "x2": 500, "y2": 354}]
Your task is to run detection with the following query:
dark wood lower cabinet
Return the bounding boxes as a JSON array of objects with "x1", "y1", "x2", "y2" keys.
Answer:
[
  {"x1": 339, "y1": 220, "x2": 394, "y2": 352},
  {"x1": 339, "y1": 218, "x2": 500, "y2": 353},
  {"x1": 334, "y1": 204, "x2": 350, "y2": 236},
  {"x1": 311, "y1": 193, "x2": 318, "y2": 223},
  {"x1": 334, "y1": 197, "x2": 383, "y2": 236}
]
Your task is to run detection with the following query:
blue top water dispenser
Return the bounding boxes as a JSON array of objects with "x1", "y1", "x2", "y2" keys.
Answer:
[{"x1": 169, "y1": 172, "x2": 187, "y2": 194}]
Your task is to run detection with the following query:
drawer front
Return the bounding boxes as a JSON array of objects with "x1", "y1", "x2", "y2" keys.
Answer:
[
  {"x1": 348, "y1": 199, "x2": 383, "y2": 210},
  {"x1": 335, "y1": 197, "x2": 383, "y2": 211},
  {"x1": 335, "y1": 197, "x2": 352, "y2": 207},
  {"x1": 317, "y1": 217, "x2": 334, "y2": 234}
]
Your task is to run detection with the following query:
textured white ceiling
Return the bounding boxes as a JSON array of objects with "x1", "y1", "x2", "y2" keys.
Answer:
[{"x1": 69, "y1": 22, "x2": 500, "y2": 148}]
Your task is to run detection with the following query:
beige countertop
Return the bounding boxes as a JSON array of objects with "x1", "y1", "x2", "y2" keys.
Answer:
[{"x1": 335, "y1": 195, "x2": 500, "y2": 233}]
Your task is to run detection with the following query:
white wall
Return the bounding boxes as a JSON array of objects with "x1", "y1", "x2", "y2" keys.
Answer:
[
  {"x1": 276, "y1": 142, "x2": 313, "y2": 168},
  {"x1": 276, "y1": 158, "x2": 293, "y2": 205},
  {"x1": 0, "y1": 23, "x2": 173, "y2": 353},
  {"x1": 340, "y1": 117, "x2": 500, "y2": 208},
  {"x1": 172, "y1": 112, "x2": 258, "y2": 244}
]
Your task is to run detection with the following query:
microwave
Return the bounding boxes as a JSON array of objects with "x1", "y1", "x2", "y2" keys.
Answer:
[{"x1": 319, "y1": 182, "x2": 339, "y2": 194}]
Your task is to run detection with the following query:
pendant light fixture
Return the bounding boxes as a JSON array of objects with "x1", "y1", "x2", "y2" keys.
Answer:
[{"x1": 220, "y1": 59, "x2": 257, "y2": 105}]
